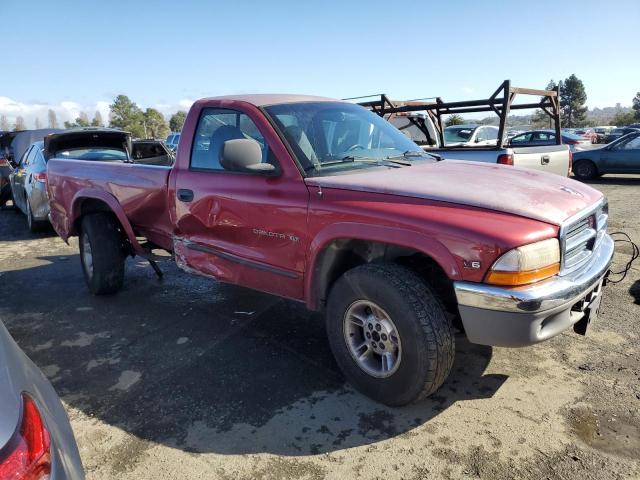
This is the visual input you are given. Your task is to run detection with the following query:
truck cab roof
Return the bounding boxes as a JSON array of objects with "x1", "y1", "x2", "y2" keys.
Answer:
[{"x1": 198, "y1": 94, "x2": 340, "y2": 107}]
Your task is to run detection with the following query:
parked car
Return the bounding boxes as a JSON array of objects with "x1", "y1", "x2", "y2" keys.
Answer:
[
  {"x1": 0, "y1": 141, "x2": 14, "y2": 207},
  {"x1": 573, "y1": 128, "x2": 597, "y2": 144},
  {"x1": 572, "y1": 131, "x2": 640, "y2": 179},
  {"x1": 0, "y1": 319, "x2": 85, "y2": 479},
  {"x1": 508, "y1": 129, "x2": 591, "y2": 151},
  {"x1": 165, "y1": 132, "x2": 180, "y2": 152},
  {"x1": 132, "y1": 140, "x2": 174, "y2": 166},
  {"x1": 604, "y1": 127, "x2": 640, "y2": 143},
  {"x1": 506, "y1": 129, "x2": 524, "y2": 139},
  {"x1": 47, "y1": 94, "x2": 613, "y2": 407},
  {"x1": 593, "y1": 126, "x2": 615, "y2": 143},
  {"x1": 443, "y1": 124, "x2": 499, "y2": 146},
  {"x1": 0, "y1": 129, "x2": 63, "y2": 207},
  {"x1": 9, "y1": 141, "x2": 50, "y2": 232}
]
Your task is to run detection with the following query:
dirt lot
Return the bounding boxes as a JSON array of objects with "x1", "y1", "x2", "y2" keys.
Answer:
[{"x1": 1, "y1": 176, "x2": 639, "y2": 480}]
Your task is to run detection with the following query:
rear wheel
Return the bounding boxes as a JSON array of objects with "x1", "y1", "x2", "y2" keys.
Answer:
[
  {"x1": 79, "y1": 213, "x2": 125, "y2": 295},
  {"x1": 325, "y1": 263, "x2": 454, "y2": 406},
  {"x1": 573, "y1": 160, "x2": 597, "y2": 180}
]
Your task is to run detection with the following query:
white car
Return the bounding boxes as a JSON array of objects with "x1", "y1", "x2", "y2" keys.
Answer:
[{"x1": 444, "y1": 124, "x2": 499, "y2": 146}]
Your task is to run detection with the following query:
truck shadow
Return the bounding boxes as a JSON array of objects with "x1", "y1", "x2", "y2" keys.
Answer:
[
  {"x1": 630, "y1": 280, "x2": 640, "y2": 305},
  {"x1": 580, "y1": 175, "x2": 640, "y2": 187},
  {"x1": 0, "y1": 207, "x2": 57, "y2": 241},
  {"x1": 1, "y1": 255, "x2": 507, "y2": 456}
]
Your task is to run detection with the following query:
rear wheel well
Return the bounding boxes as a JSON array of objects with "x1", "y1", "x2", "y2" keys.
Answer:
[
  {"x1": 73, "y1": 199, "x2": 130, "y2": 253},
  {"x1": 312, "y1": 240, "x2": 459, "y2": 325}
]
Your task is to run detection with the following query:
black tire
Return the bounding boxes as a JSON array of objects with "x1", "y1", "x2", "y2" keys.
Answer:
[
  {"x1": 26, "y1": 199, "x2": 43, "y2": 233},
  {"x1": 573, "y1": 160, "x2": 597, "y2": 180},
  {"x1": 79, "y1": 213, "x2": 125, "y2": 295},
  {"x1": 325, "y1": 263, "x2": 454, "y2": 406}
]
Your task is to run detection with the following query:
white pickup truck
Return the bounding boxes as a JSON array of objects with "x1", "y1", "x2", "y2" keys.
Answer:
[
  {"x1": 358, "y1": 81, "x2": 572, "y2": 177},
  {"x1": 391, "y1": 114, "x2": 571, "y2": 176}
]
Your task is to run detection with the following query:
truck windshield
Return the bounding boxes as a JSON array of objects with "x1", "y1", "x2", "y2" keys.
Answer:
[{"x1": 264, "y1": 102, "x2": 431, "y2": 176}]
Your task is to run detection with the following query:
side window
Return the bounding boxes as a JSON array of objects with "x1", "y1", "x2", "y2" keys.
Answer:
[
  {"x1": 486, "y1": 128, "x2": 498, "y2": 141},
  {"x1": 534, "y1": 132, "x2": 554, "y2": 142},
  {"x1": 475, "y1": 128, "x2": 487, "y2": 142},
  {"x1": 511, "y1": 133, "x2": 532, "y2": 144},
  {"x1": 621, "y1": 136, "x2": 640, "y2": 150},
  {"x1": 190, "y1": 108, "x2": 272, "y2": 171}
]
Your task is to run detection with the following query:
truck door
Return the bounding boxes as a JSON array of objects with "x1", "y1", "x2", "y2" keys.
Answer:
[{"x1": 172, "y1": 106, "x2": 309, "y2": 300}]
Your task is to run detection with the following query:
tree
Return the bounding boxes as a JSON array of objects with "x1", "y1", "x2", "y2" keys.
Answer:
[
  {"x1": 35, "y1": 118, "x2": 42, "y2": 129},
  {"x1": 109, "y1": 95, "x2": 145, "y2": 138},
  {"x1": 0, "y1": 115, "x2": 9, "y2": 131},
  {"x1": 77, "y1": 112, "x2": 90, "y2": 127},
  {"x1": 143, "y1": 108, "x2": 170, "y2": 139},
  {"x1": 48, "y1": 109, "x2": 58, "y2": 129},
  {"x1": 91, "y1": 111, "x2": 104, "y2": 127},
  {"x1": 14, "y1": 116, "x2": 26, "y2": 131},
  {"x1": 169, "y1": 111, "x2": 187, "y2": 132},
  {"x1": 612, "y1": 111, "x2": 636, "y2": 126},
  {"x1": 559, "y1": 74, "x2": 587, "y2": 127},
  {"x1": 64, "y1": 112, "x2": 91, "y2": 129},
  {"x1": 633, "y1": 92, "x2": 640, "y2": 121},
  {"x1": 445, "y1": 114, "x2": 465, "y2": 126}
]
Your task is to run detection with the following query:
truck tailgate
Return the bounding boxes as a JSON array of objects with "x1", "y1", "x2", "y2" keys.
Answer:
[{"x1": 512, "y1": 145, "x2": 570, "y2": 177}]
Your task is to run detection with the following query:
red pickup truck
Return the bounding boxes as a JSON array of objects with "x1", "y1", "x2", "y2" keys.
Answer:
[{"x1": 47, "y1": 94, "x2": 614, "y2": 406}]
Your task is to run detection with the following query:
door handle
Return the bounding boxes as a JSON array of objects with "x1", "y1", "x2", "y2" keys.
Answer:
[
  {"x1": 177, "y1": 189, "x2": 194, "y2": 202},
  {"x1": 541, "y1": 155, "x2": 550, "y2": 165}
]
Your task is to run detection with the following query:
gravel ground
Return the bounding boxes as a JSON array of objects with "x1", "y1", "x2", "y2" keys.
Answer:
[{"x1": 0, "y1": 175, "x2": 638, "y2": 480}]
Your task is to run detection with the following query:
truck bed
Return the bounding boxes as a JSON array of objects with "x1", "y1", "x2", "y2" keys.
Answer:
[
  {"x1": 423, "y1": 144, "x2": 571, "y2": 176},
  {"x1": 47, "y1": 159, "x2": 174, "y2": 251}
]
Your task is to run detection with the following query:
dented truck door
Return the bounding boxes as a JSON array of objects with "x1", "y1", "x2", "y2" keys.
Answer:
[{"x1": 172, "y1": 103, "x2": 309, "y2": 300}]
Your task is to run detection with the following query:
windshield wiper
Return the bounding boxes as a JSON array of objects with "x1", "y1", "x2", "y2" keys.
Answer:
[{"x1": 386, "y1": 150, "x2": 442, "y2": 162}]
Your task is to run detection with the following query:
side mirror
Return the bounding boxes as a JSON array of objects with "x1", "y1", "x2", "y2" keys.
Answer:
[
  {"x1": 221, "y1": 139, "x2": 275, "y2": 173},
  {"x1": 474, "y1": 137, "x2": 481, "y2": 143}
]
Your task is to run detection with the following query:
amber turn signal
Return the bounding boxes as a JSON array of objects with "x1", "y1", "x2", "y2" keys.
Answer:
[{"x1": 485, "y1": 262, "x2": 560, "y2": 286}]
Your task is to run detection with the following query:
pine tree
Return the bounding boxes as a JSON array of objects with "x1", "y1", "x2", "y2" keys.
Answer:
[{"x1": 559, "y1": 74, "x2": 588, "y2": 127}]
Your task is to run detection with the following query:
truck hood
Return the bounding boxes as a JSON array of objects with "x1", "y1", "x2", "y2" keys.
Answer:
[{"x1": 305, "y1": 160, "x2": 603, "y2": 226}]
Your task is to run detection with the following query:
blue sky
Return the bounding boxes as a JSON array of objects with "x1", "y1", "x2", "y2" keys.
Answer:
[{"x1": 1, "y1": 0, "x2": 638, "y2": 127}]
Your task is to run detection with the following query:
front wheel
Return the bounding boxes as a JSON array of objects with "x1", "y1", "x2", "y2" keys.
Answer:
[
  {"x1": 79, "y1": 213, "x2": 125, "y2": 295},
  {"x1": 326, "y1": 263, "x2": 454, "y2": 406}
]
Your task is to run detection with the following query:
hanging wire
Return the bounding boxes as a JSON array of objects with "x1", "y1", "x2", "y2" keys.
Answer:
[{"x1": 607, "y1": 232, "x2": 639, "y2": 284}]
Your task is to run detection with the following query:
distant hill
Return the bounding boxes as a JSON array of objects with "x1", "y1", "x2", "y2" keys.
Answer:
[{"x1": 469, "y1": 105, "x2": 633, "y2": 128}]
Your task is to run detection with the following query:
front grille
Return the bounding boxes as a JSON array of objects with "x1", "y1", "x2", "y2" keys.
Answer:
[{"x1": 560, "y1": 200, "x2": 608, "y2": 275}]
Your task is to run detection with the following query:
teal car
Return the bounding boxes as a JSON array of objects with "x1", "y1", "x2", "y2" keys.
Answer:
[{"x1": 572, "y1": 131, "x2": 640, "y2": 180}]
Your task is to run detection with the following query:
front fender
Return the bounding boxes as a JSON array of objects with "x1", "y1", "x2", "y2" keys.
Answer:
[{"x1": 304, "y1": 222, "x2": 461, "y2": 310}]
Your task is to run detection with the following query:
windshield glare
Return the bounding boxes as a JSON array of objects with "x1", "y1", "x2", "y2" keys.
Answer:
[
  {"x1": 264, "y1": 102, "x2": 428, "y2": 176},
  {"x1": 55, "y1": 147, "x2": 128, "y2": 161}
]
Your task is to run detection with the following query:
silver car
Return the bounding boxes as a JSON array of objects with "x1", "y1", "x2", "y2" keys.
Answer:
[
  {"x1": 0, "y1": 320, "x2": 84, "y2": 479},
  {"x1": 9, "y1": 141, "x2": 49, "y2": 232}
]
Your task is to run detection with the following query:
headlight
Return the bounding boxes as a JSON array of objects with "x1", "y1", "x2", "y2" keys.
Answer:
[{"x1": 485, "y1": 238, "x2": 560, "y2": 286}]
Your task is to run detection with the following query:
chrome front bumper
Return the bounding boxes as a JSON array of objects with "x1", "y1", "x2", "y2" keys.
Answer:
[{"x1": 453, "y1": 233, "x2": 614, "y2": 347}]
